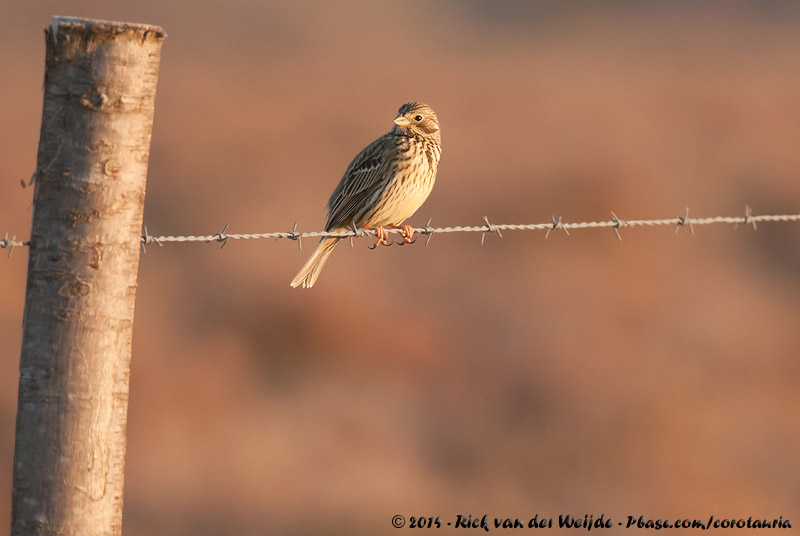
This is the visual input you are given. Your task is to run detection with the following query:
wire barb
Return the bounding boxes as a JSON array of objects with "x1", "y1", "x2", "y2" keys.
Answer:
[
  {"x1": 286, "y1": 222, "x2": 302, "y2": 250},
  {"x1": 546, "y1": 215, "x2": 569, "y2": 239},
  {"x1": 609, "y1": 211, "x2": 627, "y2": 241},
  {"x1": 348, "y1": 222, "x2": 363, "y2": 248},
  {"x1": 675, "y1": 207, "x2": 695, "y2": 235},
  {"x1": 140, "y1": 225, "x2": 164, "y2": 253},
  {"x1": 739, "y1": 205, "x2": 757, "y2": 231},
  {"x1": 205, "y1": 224, "x2": 231, "y2": 250},
  {"x1": 1, "y1": 232, "x2": 25, "y2": 258},
  {"x1": 481, "y1": 216, "x2": 503, "y2": 245},
  {"x1": 422, "y1": 217, "x2": 435, "y2": 246}
]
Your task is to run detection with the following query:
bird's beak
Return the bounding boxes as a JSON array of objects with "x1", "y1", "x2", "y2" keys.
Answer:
[{"x1": 393, "y1": 116, "x2": 411, "y2": 127}]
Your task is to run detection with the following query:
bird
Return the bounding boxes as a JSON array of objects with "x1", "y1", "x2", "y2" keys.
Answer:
[{"x1": 290, "y1": 102, "x2": 441, "y2": 288}]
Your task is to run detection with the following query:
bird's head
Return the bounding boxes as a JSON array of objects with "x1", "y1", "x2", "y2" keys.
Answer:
[{"x1": 392, "y1": 102, "x2": 440, "y2": 139}]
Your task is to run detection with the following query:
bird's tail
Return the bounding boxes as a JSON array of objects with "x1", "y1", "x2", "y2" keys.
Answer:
[{"x1": 290, "y1": 237, "x2": 340, "y2": 288}]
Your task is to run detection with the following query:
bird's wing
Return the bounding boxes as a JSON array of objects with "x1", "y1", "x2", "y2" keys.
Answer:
[{"x1": 326, "y1": 134, "x2": 393, "y2": 229}]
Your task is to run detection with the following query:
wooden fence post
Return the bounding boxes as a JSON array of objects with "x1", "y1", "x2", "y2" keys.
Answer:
[{"x1": 11, "y1": 16, "x2": 165, "y2": 536}]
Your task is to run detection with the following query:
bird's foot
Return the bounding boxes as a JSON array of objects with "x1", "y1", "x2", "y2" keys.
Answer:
[
  {"x1": 391, "y1": 224, "x2": 417, "y2": 245},
  {"x1": 367, "y1": 226, "x2": 392, "y2": 249}
]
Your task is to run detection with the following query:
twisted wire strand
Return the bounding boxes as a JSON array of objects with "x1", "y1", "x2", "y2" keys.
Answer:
[
  {"x1": 3, "y1": 207, "x2": 800, "y2": 256},
  {"x1": 136, "y1": 207, "x2": 799, "y2": 250}
]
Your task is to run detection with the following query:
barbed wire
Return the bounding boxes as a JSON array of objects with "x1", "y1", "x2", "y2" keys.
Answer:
[{"x1": 3, "y1": 207, "x2": 799, "y2": 258}]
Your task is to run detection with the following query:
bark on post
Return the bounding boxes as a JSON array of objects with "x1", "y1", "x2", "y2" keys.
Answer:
[{"x1": 11, "y1": 17, "x2": 165, "y2": 536}]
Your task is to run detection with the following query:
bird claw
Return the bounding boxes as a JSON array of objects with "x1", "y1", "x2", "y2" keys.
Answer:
[
  {"x1": 367, "y1": 226, "x2": 392, "y2": 249},
  {"x1": 368, "y1": 238, "x2": 393, "y2": 249},
  {"x1": 390, "y1": 224, "x2": 416, "y2": 245}
]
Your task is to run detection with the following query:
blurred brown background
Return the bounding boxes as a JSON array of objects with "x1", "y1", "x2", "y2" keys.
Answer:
[{"x1": 2, "y1": 1, "x2": 799, "y2": 534}]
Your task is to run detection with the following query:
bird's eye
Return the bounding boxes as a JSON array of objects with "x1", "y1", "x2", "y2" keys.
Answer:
[{"x1": 414, "y1": 115, "x2": 423, "y2": 122}]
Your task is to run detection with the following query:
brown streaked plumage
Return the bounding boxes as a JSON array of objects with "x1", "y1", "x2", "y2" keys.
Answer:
[{"x1": 291, "y1": 102, "x2": 441, "y2": 288}]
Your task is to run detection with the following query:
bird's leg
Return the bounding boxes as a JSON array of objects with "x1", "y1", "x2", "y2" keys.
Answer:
[
  {"x1": 365, "y1": 225, "x2": 391, "y2": 249},
  {"x1": 391, "y1": 223, "x2": 417, "y2": 245}
]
